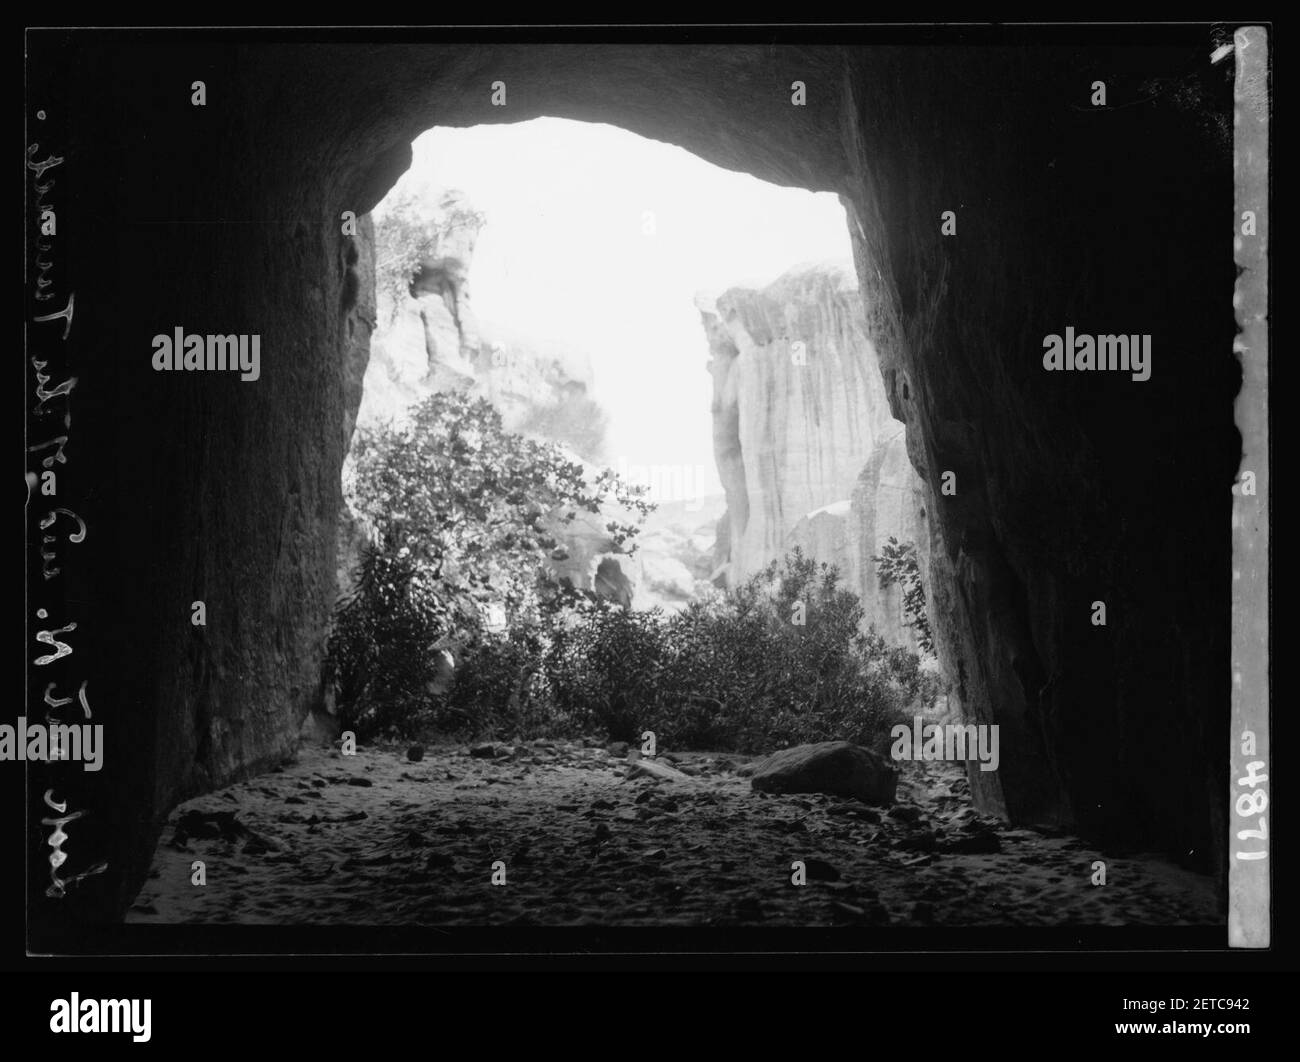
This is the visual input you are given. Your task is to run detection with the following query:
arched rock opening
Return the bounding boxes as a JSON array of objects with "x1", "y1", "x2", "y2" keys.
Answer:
[{"x1": 44, "y1": 35, "x2": 1235, "y2": 926}]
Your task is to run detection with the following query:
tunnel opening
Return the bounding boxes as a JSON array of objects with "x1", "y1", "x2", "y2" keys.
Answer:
[
  {"x1": 328, "y1": 117, "x2": 944, "y2": 773},
  {"x1": 36, "y1": 37, "x2": 1238, "y2": 936}
]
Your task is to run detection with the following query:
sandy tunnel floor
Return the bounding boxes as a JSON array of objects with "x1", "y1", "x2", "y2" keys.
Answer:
[{"x1": 127, "y1": 739, "x2": 1221, "y2": 928}]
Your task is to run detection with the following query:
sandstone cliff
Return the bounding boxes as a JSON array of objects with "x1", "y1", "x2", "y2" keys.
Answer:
[{"x1": 700, "y1": 263, "x2": 926, "y2": 648}]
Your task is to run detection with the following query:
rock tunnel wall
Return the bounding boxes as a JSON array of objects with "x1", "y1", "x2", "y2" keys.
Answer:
[{"x1": 33, "y1": 34, "x2": 1235, "y2": 928}]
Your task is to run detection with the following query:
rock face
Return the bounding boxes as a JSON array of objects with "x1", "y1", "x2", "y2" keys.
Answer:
[
  {"x1": 40, "y1": 39, "x2": 1233, "y2": 927},
  {"x1": 700, "y1": 264, "x2": 925, "y2": 647},
  {"x1": 344, "y1": 192, "x2": 633, "y2": 605},
  {"x1": 750, "y1": 741, "x2": 898, "y2": 806},
  {"x1": 632, "y1": 494, "x2": 728, "y2": 610},
  {"x1": 355, "y1": 191, "x2": 601, "y2": 449}
]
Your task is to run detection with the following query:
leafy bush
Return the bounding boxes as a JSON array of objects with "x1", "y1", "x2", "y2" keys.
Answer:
[
  {"x1": 633, "y1": 550, "x2": 918, "y2": 754},
  {"x1": 436, "y1": 622, "x2": 552, "y2": 739},
  {"x1": 871, "y1": 536, "x2": 935, "y2": 655},
  {"x1": 328, "y1": 391, "x2": 650, "y2": 740},
  {"x1": 328, "y1": 543, "x2": 448, "y2": 739},
  {"x1": 328, "y1": 388, "x2": 935, "y2": 753},
  {"x1": 543, "y1": 599, "x2": 668, "y2": 743},
  {"x1": 442, "y1": 548, "x2": 924, "y2": 755}
]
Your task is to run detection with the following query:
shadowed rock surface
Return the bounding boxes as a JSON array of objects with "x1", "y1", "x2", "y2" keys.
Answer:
[
  {"x1": 750, "y1": 741, "x2": 898, "y2": 805},
  {"x1": 34, "y1": 34, "x2": 1234, "y2": 929}
]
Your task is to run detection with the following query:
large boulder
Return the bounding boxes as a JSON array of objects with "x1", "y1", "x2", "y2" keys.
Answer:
[{"x1": 750, "y1": 741, "x2": 897, "y2": 806}]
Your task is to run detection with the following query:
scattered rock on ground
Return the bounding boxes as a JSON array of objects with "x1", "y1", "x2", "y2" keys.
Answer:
[
  {"x1": 626, "y1": 758, "x2": 691, "y2": 784},
  {"x1": 750, "y1": 741, "x2": 898, "y2": 805}
]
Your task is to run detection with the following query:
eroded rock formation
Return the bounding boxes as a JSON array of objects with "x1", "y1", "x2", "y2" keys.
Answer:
[
  {"x1": 700, "y1": 263, "x2": 925, "y2": 647},
  {"x1": 37, "y1": 35, "x2": 1235, "y2": 930}
]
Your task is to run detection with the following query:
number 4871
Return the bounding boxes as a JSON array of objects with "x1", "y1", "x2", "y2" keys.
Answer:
[{"x1": 1235, "y1": 759, "x2": 1268, "y2": 861}]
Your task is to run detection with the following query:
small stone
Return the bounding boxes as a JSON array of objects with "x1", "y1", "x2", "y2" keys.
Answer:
[
  {"x1": 625, "y1": 759, "x2": 690, "y2": 783},
  {"x1": 469, "y1": 743, "x2": 496, "y2": 759},
  {"x1": 406, "y1": 745, "x2": 424, "y2": 762},
  {"x1": 347, "y1": 776, "x2": 373, "y2": 787},
  {"x1": 606, "y1": 741, "x2": 630, "y2": 758},
  {"x1": 594, "y1": 823, "x2": 613, "y2": 842}
]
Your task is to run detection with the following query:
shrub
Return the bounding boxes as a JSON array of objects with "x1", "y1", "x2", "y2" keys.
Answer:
[
  {"x1": 484, "y1": 548, "x2": 923, "y2": 755},
  {"x1": 327, "y1": 390, "x2": 650, "y2": 740},
  {"x1": 329, "y1": 543, "x2": 448, "y2": 739},
  {"x1": 871, "y1": 536, "x2": 935, "y2": 655}
]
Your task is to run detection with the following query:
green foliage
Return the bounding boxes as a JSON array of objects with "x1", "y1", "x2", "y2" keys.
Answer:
[
  {"x1": 328, "y1": 389, "x2": 936, "y2": 753},
  {"x1": 327, "y1": 543, "x2": 449, "y2": 739},
  {"x1": 871, "y1": 536, "x2": 935, "y2": 656},
  {"x1": 328, "y1": 390, "x2": 651, "y2": 740},
  {"x1": 444, "y1": 548, "x2": 925, "y2": 755},
  {"x1": 373, "y1": 188, "x2": 487, "y2": 320},
  {"x1": 543, "y1": 599, "x2": 668, "y2": 743}
]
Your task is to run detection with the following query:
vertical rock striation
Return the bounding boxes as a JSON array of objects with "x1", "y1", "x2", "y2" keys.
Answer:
[{"x1": 700, "y1": 263, "x2": 926, "y2": 647}]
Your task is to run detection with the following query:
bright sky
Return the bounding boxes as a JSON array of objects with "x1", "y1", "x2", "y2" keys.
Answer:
[{"x1": 392, "y1": 118, "x2": 852, "y2": 497}]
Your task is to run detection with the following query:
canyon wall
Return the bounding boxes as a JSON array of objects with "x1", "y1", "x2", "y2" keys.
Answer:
[
  {"x1": 700, "y1": 263, "x2": 926, "y2": 648},
  {"x1": 35, "y1": 36, "x2": 1235, "y2": 931},
  {"x1": 352, "y1": 191, "x2": 600, "y2": 450}
]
